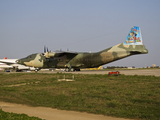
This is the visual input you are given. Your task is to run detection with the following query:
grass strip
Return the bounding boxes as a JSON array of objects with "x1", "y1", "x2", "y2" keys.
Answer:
[
  {"x1": 0, "y1": 73, "x2": 160, "y2": 120},
  {"x1": 0, "y1": 109, "x2": 43, "y2": 120}
]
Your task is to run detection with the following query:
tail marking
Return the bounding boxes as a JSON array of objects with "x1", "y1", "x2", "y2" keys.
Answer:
[{"x1": 124, "y1": 26, "x2": 143, "y2": 45}]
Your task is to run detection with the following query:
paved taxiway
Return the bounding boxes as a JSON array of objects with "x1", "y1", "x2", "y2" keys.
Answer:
[{"x1": 40, "y1": 69, "x2": 160, "y2": 76}]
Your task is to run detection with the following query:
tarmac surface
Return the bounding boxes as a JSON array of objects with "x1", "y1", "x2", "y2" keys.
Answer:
[
  {"x1": 41, "y1": 69, "x2": 160, "y2": 76},
  {"x1": 1, "y1": 69, "x2": 160, "y2": 120}
]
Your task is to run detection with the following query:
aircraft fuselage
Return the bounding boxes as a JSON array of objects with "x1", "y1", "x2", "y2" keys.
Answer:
[
  {"x1": 16, "y1": 44, "x2": 148, "y2": 70},
  {"x1": 16, "y1": 26, "x2": 149, "y2": 71}
]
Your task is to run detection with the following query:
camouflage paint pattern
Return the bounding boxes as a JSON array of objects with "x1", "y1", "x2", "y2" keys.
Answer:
[
  {"x1": 16, "y1": 26, "x2": 148, "y2": 70},
  {"x1": 16, "y1": 44, "x2": 148, "y2": 69}
]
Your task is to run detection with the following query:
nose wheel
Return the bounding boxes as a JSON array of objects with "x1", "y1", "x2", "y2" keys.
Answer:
[{"x1": 35, "y1": 68, "x2": 41, "y2": 73}]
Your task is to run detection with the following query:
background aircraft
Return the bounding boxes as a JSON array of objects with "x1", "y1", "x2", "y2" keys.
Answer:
[
  {"x1": 0, "y1": 57, "x2": 35, "y2": 72},
  {"x1": 16, "y1": 26, "x2": 148, "y2": 72}
]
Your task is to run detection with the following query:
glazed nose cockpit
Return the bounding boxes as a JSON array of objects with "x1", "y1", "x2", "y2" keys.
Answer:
[
  {"x1": 16, "y1": 54, "x2": 36, "y2": 66},
  {"x1": 16, "y1": 53, "x2": 45, "y2": 68}
]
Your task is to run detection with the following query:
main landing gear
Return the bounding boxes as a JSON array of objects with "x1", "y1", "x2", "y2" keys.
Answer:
[{"x1": 65, "y1": 68, "x2": 80, "y2": 72}]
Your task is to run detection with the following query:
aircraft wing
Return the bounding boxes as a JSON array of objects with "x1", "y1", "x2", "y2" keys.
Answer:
[
  {"x1": 45, "y1": 51, "x2": 79, "y2": 58},
  {"x1": 0, "y1": 59, "x2": 17, "y2": 65},
  {"x1": 54, "y1": 51, "x2": 78, "y2": 57}
]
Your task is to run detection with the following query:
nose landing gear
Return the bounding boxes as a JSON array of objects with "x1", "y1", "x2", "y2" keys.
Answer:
[{"x1": 35, "y1": 68, "x2": 41, "y2": 73}]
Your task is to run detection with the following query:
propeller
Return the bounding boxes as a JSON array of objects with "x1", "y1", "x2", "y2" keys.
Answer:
[
  {"x1": 44, "y1": 46, "x2": 49, "y2": 53},
  {"x1": 44, "y1": 46, "x2": 50, "y2": 58},
  {"x1": 44, "y1": 46, "x2": 46, "y2": 53},
  {"x1": 43, "y1": 46, "x2": 56, "y2": 58}
]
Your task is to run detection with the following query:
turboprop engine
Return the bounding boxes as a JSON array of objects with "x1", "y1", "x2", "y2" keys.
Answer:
[
  {"x1": 43, "y1": 46, "x2": 56, "y2": 58},
  {"x1": 45, "y1": 52, "x2": 56, "y2": 58}
]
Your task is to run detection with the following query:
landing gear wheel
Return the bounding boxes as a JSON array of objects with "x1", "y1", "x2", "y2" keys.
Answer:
[
  {"x1": 65, "y1": 68, "x2": 70, "y2": 72},
  {"x1": 74, "y1": 68, "x2": 80, "y2": 71},
  {"x1": 35, "y1": 68, "x2": 40, "y2": 73},
  {"x1": 70, "y1": 68, "x2": 74, "y2": 72}
]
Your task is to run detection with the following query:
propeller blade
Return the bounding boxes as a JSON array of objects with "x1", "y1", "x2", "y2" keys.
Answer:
[
  {"x1": 44, "y1": 46, "x2": 46, "y2": 53},
  {"x1": 47, "y1": 47, "x2": 49, "y2": 52}
]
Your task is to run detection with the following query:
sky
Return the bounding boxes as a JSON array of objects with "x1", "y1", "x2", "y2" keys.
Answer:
[{"x1": 0, "y1": 0, "x2": 160, "y2": 68}]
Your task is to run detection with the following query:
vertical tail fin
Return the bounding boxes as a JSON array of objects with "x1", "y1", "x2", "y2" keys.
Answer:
[{"x1": 124, "y1": 26, "x2": 143, "y2": 45}]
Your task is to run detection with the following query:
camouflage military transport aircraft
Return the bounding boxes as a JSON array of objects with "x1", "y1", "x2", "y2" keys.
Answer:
[{"x1": 16, "y1": 26, "x2": 148, "y2": 72}]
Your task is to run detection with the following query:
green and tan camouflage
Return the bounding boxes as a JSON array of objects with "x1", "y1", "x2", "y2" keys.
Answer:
[{"x1": 16, "y1": 26, "x2": 148, "y2": 71}]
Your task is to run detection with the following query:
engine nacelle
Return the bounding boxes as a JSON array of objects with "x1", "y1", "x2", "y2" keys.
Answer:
[{"x1": 45, "y1": 52, "x2": 56, "y2": 58}]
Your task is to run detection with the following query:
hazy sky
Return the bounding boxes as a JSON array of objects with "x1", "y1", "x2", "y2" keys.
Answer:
[{"x1": 0, "y1": 0, "x2": 160, "y2": 67}]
